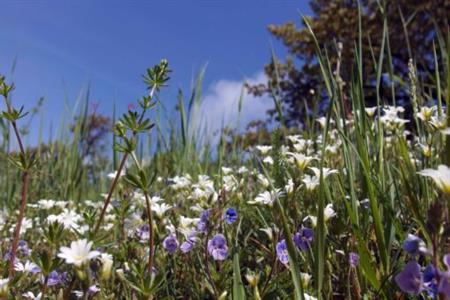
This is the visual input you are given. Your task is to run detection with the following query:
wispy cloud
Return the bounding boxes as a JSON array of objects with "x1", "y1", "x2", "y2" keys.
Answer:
[{"x1": 192, "y1": 71, "x2": 272, "y2": 138}]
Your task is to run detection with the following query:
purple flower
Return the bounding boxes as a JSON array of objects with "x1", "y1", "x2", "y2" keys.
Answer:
[
  {"x1": 88, "y1": 285, "x2": 100, "y2": 295},
  {"x1": 349, "y1": 252, "x2": 359, "y2": 268},
  {"x1": 47, "y1": 271, "x2": 67, "y2": 287},
  {"x1": 30, "y1": 264, "x2": 41, "y2": 274},
  {"x1": 293, "y1": 227, "x2": 314, "y2": 251},
  {"x1": 402, "y1": 234, "x2": 426, "y2": 256},
  {"x1": 137, "y1": 225, "x2": 150, "y2": 242},
  {"x1": 18, "y1": 240, "x2": 31, "y2": 257},
  {"x1": 438, "y1": 254, "x2": 450, "y2": 297},
  {"x1": 180, "y1": 241, "x2": 194, "y2": 253},
  {"x1": 180, "y1": 234, "x2": 197, "y2": 253},
  {"x1": 163, "y1": 234, "x2": 179, "y2": 254},
  {"x1": 444, "y1": 254, "x2": 450, "y2": 269},
  {"x1": 3, "y1": 251, "x2": 11, "y2": 261},
  {"x1": 395, "y1": 254, "x2": 450, "y2": 297},
  {"x1": 438, "y1": 276, "x2": 450, "y2": 297},
  {"x1": 197, "y1": 210, "x2": 211, "y2": 233},
  {"x1": 207, "y1": 234, "x2": 228, "y2": 261},
  {"x1": 197, "y1": 221, "x2": 207, "y2": 233},
  {"x1": 395, "y1": 260, "x2": 423, "y2": 294},
  {"x1": 224, "y1": 208, "x2": 237, "y2": 224},
  {"x1": 423, "y1": 265, "x2": 438, "y2": 297},
  {"x1": 200, "y1": 210, "x2": 210, "y2": 222},
  {"x1": 4, "y1": 241, "x2": 31, "y2": 261},
  {"x1": 276, "y1": 240, "x2": 289, "y2": 265}
]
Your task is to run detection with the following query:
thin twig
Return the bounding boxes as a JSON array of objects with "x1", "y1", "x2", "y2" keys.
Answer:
[
  {"x1": 144, "y1": 192, "x2": 155, "y2": 274},
  {"x1": 93, "y1": 152, "x2": 128, "y2": 234},
  {"x1": 9, "y1": 171, "x2": 29, "y2": 277},
  {"x1": 6, "y1": 99, "x2": 30, "y2": 278}
]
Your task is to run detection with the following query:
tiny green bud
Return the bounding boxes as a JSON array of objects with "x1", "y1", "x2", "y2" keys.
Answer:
[{"x1": 245, "y1": 271, "x2": 259, "y2": 287}]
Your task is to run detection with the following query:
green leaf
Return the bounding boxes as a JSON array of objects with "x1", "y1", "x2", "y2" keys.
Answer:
[{"x1": 232, "y1": 251, "x2": 246, "y2": 300}]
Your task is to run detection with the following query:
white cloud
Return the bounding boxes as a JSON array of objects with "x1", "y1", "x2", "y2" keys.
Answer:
[{"x1": 191, "y1": 71, "x2": 272, "y2": 138}]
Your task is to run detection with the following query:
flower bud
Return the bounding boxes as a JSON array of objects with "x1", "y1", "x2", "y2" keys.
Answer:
[
  {"x1": 218, "y1": 291, "x2": 228, "y2": 300},
  {"x1": 100, "y1": 253, "x2": 114, "y2": 281},
  {"x1": 0, "y1": 278, "x2": 9, "y2": 298},
  {"x1": 245, "y1": 272, "x2": 259, "y2": 287}
]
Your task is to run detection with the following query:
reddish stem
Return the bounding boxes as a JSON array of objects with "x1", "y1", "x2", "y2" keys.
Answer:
[
  {"x1": 144, "y1": 193, "x2": 154, "y2": 274},
  {"x1": 8, "y1": 171, "x2": 29, "y2": 277},
  {"x1": 8, "y1": 116, "x2": 29, "y2": 278},
  {"x1": 93, "y1": 152, "x2": 128, "y2": 234}
]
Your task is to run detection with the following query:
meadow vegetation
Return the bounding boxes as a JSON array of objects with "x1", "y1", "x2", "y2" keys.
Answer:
[{"x1": 0, "y1": 5, "x2": 449, "y2": 300}]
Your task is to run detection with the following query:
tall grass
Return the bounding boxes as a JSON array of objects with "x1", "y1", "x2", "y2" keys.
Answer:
[{"x1": 0, "y1": 5, "x2": 449, "y2": 299}]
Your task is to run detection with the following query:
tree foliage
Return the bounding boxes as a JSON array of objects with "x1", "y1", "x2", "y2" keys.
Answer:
[{"x1": 249, "y1": 0, "x2": 450, "y2": 127}]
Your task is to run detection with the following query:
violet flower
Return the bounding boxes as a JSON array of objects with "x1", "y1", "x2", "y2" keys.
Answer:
[
  {"x1": 395, "y1": 260, "x2": 423, "y2": 294},
  {"x1": 224, "y1": 208, "x2": 237, "y2": 224},
  {"x1": 180, "y1": 234, "x2": 197, "y2": 253},
  {"x1": 293, "y1": 227, "x2": 314, "y2": 251},
  {"x1": 402, "y1": 234, "x2": 427, "y2": 256},
  {"x1": 47, "y1": 271, "x2": 67, "y2": 287},
  {"x1": 137, "y1": 224, "x2": 150, "y2": 242},
  {"x1": 276, "y1": 240, "x2": 289, "y2": 265},
  {"x1": 438, "y1": 254, "x2": 450, "y2": 297},
  {"x1": 349, "y1": 252, "x2": 359, "y2": 268},
  {"x1": 163, "y1": 234, "x2": 179, "y2": 254},
  {"x1": 197, "y1": 210, "x2": 210, "y2": 233},
  {"x1": 207, "y1": 234, "x2": 228, "y2": 261}
]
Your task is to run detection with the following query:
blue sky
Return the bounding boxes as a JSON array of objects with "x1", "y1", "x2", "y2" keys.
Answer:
[{"x1": 0, "y1": 1, "x2": 310, "y2": 145}]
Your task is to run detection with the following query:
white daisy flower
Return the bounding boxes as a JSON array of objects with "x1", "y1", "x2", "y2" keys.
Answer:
[
  {"x1": 152, "y1": 203, "x2": 172, "y2": 218},
  {"x1": 58, "y1": 239, "x2": 100, "y2": 267},
  {"x1": 418, "y1": 165, "x2": 450, "y2": 194},
  {"x1": 14, "y1": 260, "x2": 40, "y2": 273},
  {"x1": 22, "y1": 292, "x2": 42, "y2": 300},
  {"x1": 255, "y1": 145, "x2": 272, "y2": 155}
]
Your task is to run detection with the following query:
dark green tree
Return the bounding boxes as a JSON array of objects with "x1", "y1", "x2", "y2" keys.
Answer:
[{"x1": 249, "y1": 0, "x2": 450, "y2": 127}]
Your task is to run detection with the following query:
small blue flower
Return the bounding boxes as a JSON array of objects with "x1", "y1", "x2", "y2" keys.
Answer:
[
  {"x1": 180, "y1": 234, "x2": 197, "y2": 253},
  {"x1": 423, "y1": 264, "x2": 436, "y2": 283},
  {"x1": 423, "y1": 265, "x2": 438, "y2": 297},
  {"x1": 163, "y1": 234, "x2": 179, "y2": 254},
  {"x1": 137, "y1": 225, "x2": 150, "y2": 242},
  {"x1": 200, "y1": 210, "x2": 210, "y2": 222},
  {"x1": 180, "y1": 241, "x2": 194, "y2": 253},
  {"x1": 276, "y1": 240, "x2": 289, "y2": 265},
  {"x1": 197, "y1": 221, "x2": 207, "y2": 233},
  {"x1": 207, "y1": 234, "x2": 228, "y2": 261},
  {"x1": 402, "y1": 234, "x2": 426, "y2": 256},
  {"x1": 293, "y1": 227, "x2": 314, "y2": 251},
  {"x1": 438, "y1": 276, "x2": 450, "y2": 297},
  {"x1": 349, "y1": 252, "x2": 359, "y2": 268},
  {"x1": 47, "y1": 271, "x2": 67, "y2": 287},
  {"x1": 395, "y1": 260, "x2": 423, "y2": 294},
  {"x1": 438, "y1": 254, "x2": 450, "y2": 297},
  {"x1": 197, "y1": 210, "x2": 211, "y2": 233},
  {"x1": 88, "y1": 285, "x2": 100, "y2": 295},
  {"x1": 224, "y1": 208, "x2": 238, "y2": 224},
  {"x1": 18, "y1": 240, "x2": 31, "y2": 257}
]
